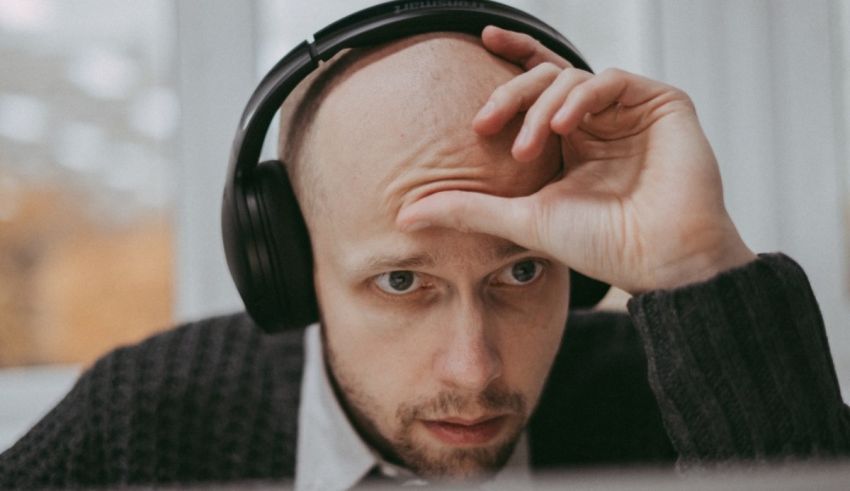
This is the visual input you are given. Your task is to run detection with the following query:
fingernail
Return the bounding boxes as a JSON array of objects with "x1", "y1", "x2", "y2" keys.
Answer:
[
  {"x1": 403, "y1": 221, "x2": 431, "y2": 232},
  {"x1": 515, "y1": 125, "x2": 530, "y2": 148},
  {"x1": 476, "y1": 101, "x2": 496, "y2": 120},
  {"x1": 553, "y1": 106, "x2": 570, "y2": 126}
]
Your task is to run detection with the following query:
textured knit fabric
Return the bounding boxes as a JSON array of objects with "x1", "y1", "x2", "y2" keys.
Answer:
[
  {"x1": 0, "y1": 316, "x2": 305, "y2": 488},
  {"x1": 1, "y1": 253, "x2": 847, "y2": 488},
  {"x1": 629, "y1": 253, "x2": 850, "y2": 465}
]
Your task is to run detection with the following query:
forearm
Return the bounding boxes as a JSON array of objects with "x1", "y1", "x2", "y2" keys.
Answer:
[{"x1": 629, "y1": 253, "x2": 850, "y2": 465}]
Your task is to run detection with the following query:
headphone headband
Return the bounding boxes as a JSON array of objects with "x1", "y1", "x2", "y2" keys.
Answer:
[
  {"x1": 227, "y1": 0, "x2": 591, "y2": 188},
  {"x1": 222, "y1": 0, "x2": 609, "y2": 332}
]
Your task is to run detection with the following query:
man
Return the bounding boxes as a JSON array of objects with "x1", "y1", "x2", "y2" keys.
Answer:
[{"x1": 1, "y1": 25, "x2": 848, "y2": 490}]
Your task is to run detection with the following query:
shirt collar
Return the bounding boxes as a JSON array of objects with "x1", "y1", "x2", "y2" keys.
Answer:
[
  {"x1": 295, "y1": 323, "x2": 533, "y2": 490},
  {"x1": 296, "y1": 324, "x2": 375, "y2": 491}
]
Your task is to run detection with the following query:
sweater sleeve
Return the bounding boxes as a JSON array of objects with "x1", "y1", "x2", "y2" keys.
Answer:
[{"x1": 627, "y1": 252, "x2": 850, "y2": 466}]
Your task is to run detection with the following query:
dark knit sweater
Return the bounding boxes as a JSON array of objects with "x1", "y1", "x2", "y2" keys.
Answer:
[{"x1": 1, "y1": 253, "x2": 848, "y2": 488}]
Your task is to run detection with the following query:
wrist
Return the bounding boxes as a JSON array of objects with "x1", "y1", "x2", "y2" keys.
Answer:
[{"x1": 641, "y1": 238, "x2": 757, "y2": 293}]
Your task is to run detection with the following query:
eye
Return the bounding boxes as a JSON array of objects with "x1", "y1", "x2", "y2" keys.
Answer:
[
  {"x1": 493, "y1": 259, "x2": 544, "y2": 286},
  {"x1": 374, "y1": 270, "x2": 422, "y2": 295}
]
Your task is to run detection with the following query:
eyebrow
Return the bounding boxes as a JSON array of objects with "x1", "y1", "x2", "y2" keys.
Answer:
[
  {"x1": 494, "y1": 242, "x2": 530, "y2": 259},
  {"x1": 354, "y1": 242, "x2": 531, "y2": 275},
  {"x1": 361, "y1": 253, "x2": 437, "y2": 274}
]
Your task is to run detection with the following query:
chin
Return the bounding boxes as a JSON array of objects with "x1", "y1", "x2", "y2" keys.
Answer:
[{"x1": 396, "y1": 419, "x2": 523, "y2": 480}]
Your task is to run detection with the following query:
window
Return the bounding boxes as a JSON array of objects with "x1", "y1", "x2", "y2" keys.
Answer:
[{"x1": 0, "y1": 0, "x2": 176, "y2": 367}]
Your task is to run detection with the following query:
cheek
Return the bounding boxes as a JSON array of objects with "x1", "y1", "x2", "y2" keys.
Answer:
[
  {"x1": 316, "y1": 263, "x2": 434, "y2": 434},
  {"x1": 499, "y1": 309, "x2": 567, "y2": 400},
  {"x1": 492, "y1": 266, "x2": 570, "y2": 401}
]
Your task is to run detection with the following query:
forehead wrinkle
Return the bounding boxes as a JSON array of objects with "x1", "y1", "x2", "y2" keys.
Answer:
[
  {"x1": 374, "y1": 121, "x2": 538, "y2": 219},
  {"x1": 375, "y1": 127, "x2": 442, "y2": 206},
  {"x1": 305, "y1": 33, "x2": 560, "y2": 240},
  {"x1": 378, "y1": 136, "x2": 490, "y2": 217}
]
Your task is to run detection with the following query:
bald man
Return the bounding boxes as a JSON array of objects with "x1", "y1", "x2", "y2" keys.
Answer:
[{"x1": 2, "y1": 28, "x2": 848, "y2": 490}]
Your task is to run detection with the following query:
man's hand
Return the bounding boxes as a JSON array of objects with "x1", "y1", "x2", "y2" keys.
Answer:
[{"x1": 396, "y1": 26, "x2": 756, "y2": 294}]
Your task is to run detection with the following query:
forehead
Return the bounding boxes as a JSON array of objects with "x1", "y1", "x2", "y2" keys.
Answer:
[{"x1": 305, "y1": 33, "x2": 560, "y2": 262}]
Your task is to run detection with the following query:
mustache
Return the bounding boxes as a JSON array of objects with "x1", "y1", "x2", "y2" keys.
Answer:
[{"x1": 397, "y1": 387, "x2": 526, "y2": 425}]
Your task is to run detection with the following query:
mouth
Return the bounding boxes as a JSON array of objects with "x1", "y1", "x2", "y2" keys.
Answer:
[{"x1": 420, "y1": 415, "x2": 509, "y2": 446}]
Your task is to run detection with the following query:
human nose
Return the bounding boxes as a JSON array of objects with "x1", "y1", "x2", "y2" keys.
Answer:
[{"x1": 434, "y1": 300, "x2": 502, "y2": 392}]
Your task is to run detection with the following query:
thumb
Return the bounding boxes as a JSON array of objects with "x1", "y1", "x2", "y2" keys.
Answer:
[{"x1": 397, "y1": 191, "x2": 536, "y2": 247}]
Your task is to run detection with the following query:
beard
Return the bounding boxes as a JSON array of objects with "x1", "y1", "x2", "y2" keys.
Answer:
[
  {"x1": 325, "y1": 343, "x2": 528, "y2": 481},
  {"x1": 392, "y1": 389, "x2": 526, "y2": 480}
]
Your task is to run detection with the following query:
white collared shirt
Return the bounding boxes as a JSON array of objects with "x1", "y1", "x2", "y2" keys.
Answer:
[{"x1": 295, "y1": 324, "x2": 533, "y2": 491}]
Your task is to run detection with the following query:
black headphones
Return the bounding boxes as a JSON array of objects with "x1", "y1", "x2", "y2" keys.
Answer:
[{"x1": 222, "y1": 0, "x2": 611, "y2": 333}]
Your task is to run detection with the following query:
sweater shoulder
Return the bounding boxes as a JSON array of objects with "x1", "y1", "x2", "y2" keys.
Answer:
[
  {"x1": 106, "y1": 311, "x2": 303, "y2": 367},
  {"x1": 88, "y1": 311, "x2": 303, "y2": 400},
  {"x1": 543, "y1": 309, "x2": 646, "y2": 404},
  {"x1": 529, "y1": 309, "x2": 675, "y2": 467},
  {"x1": 77, "y1": 313, "x2": 304, "y2": 482},
  {"x1": 1, "y1": 313, "x2": 306, "y2": 486}
]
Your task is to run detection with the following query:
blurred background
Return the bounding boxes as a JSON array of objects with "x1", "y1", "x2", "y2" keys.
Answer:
[{"x1": 1, "y1": 0, "x2": 848, "y2": 451}]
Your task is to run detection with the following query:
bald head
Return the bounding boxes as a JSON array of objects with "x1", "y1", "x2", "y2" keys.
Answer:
[{"x1": 278, "y1": 32, "x2": 561, "y2": 231}]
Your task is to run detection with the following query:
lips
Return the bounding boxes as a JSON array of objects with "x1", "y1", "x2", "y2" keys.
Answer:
[{"x1": 421, "y1": 415, "x2": 508, "y2": 446}]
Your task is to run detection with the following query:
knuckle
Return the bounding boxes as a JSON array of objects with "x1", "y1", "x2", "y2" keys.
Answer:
[
  {"x1": 556, "y1": 67, "x2": 590, "y2": 84},
  {"x1": 661, "y1": 85, "x2": 696, "y2": 112},
  {"x1": 523, "y1": 33, "x2": 542, "y2": 50},
  {"x1": 570, "y1": 84, "x2": 591, "y2": 103},
  {"x1": 600, "y1": 67, "x2": 627, "y2": 79},
  {"x1": 517, "y1": 32, "x2": 544, "y2": 53},
  {"x1": 671, "y1": 87, "x2": 694, "y2": 105},
  {"x1": 529, "y1": 61, "x2": 561, "y2": 79}
]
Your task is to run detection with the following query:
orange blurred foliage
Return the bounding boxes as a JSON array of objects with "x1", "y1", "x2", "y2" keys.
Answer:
[{"x1": 0, "y1": 183, "x2": 172, "y2": 367}]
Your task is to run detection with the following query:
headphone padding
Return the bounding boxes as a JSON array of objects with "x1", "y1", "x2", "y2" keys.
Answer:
[{"x1": 222, "y1": 160, "x2": 318, "y2": 332}]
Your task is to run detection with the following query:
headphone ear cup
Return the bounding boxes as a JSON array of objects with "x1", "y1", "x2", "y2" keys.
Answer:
[{"x1": 222, "y1": 159, "x2": 318, "y2": 332}]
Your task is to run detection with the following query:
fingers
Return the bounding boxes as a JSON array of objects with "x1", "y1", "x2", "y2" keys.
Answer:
[
  {"x1": 481, "y1": 25, "x2": 571, "y2": 70},
  {"x1": 477, "y1": 60, "x2": 680, "y2": 162},
  {"x1": 512, "y1": 69, "x2": 592, "y2": 161},
  {"x1": 396, "y1": 191, "x2": 536, "y2": 249},
  {"x1": 473, "y1": 62, "x2": 562, "y2": 136},
  {"x1": 550, "y1": 68, "x2": 673, "y2": 135},
  {"x1": 474, "y1": 62, "x2": 592, "y2": 160}
]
